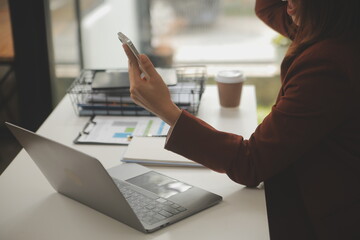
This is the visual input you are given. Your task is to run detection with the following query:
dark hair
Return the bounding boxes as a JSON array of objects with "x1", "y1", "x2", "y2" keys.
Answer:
[{"x1": 288, "y1": 0, "x2": 360, "y2": 56}]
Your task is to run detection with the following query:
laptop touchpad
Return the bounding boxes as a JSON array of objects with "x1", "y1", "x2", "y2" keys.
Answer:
[{"x1": 126, "y1": 171, "x2": 192, "y2": 198}]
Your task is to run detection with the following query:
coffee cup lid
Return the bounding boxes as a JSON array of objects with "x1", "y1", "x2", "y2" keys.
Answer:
[{"x1": 216, "y1": 70, "x2": 245, "y2": 83}]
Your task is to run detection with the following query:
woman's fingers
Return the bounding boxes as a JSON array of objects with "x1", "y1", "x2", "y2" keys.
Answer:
[
  {"x1": 122, "y1": 43, "x2": 180, "y2": 125},
  {"x1": 139, "y1": 54, "x2": 161, "y2": 80},
  {"x1": 123, "y1": 44, "x2": 162, "y2": 82},
  {"x1": 123, "y1": 44, "x2": 153, "y2": 82},
  {"x1": 124, "y1": 45, "x2": 144, "y2": 90},
  {"x1": 122, "y1": 44, "x2": 138, "y2": 64}
]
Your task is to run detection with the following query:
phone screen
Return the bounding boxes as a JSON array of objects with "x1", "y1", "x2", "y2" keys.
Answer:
[
  {"x1": 118, "y1": 32, "x2": 141, "y2": 62},
  {"x1": 118, "y1": 32, "x2": 149, "y2": 79}
]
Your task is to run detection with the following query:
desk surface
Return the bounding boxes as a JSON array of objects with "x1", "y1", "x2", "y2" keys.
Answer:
[{"x1": 0, "y1": 85, "x2": 269, "y2": 240}]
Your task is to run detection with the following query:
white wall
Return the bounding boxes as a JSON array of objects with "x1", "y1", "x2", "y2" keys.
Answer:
[{"x1": 81, "y1": 0, "x2": 139, "y2": 69}]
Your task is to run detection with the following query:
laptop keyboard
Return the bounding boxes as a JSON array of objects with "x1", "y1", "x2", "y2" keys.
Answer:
[{"x1": 112, "y1": 178, "x2": 187, "y2": 225}]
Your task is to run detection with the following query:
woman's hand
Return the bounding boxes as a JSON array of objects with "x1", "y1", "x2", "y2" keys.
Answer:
[{"x1": 122, "y1": 44, "x2": 181, "y2": 126}]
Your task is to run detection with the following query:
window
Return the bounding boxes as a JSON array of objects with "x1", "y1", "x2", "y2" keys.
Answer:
[
  {"x1": 50, "y1": 0, "x2": 279, "y2": 78},
  {"x1": 50, "y1": 0, "x2": 281, "y2": 122},
  {"x1": 149, "y1": 0, "x2": 279, "y2": 77}
]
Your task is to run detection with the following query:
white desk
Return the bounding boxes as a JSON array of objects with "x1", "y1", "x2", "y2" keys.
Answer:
[{"x1": 0, "y1": 85, "x2": 269, "y2": 240}]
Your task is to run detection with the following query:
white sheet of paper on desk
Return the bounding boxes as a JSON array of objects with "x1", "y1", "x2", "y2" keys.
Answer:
[
  {"x1": 122, "y1": 136, "x2": 202, "y2": 167},
  {"x1": 76, "y1": 116, "x2": 169, "y2": 145}
]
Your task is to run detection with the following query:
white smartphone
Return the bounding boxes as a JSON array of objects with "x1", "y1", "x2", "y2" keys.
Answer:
[
  {"x1": 118, "y1": 32, "x2": 150, "y2": 80},
  {"x1": 118, "y1": 32, "x2": 177, "y2": 85}
]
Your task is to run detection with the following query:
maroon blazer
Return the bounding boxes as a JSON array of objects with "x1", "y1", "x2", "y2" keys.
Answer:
[{"x1": 165, "y1": 0, "x2": 360, "y2": 239}]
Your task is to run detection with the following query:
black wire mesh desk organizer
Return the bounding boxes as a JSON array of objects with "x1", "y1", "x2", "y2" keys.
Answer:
[{"x1": 67, "y1": 66, "x2": 206, "y2": 116}]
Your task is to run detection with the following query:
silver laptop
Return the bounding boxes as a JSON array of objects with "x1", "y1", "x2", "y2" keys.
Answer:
[{"x1": 6, "y1": 122, "x2": 222, "y2": 233}]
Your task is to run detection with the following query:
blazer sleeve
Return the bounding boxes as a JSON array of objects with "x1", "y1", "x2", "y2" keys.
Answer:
[
  {"x1": 255, "y1": 0, "x2": 294, "y2": 38},
  {"x1": 165, "y1": 46, "x2": 352, "y2": 187}
]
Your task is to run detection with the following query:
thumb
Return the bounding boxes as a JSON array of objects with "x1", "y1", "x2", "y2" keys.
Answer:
[{"x1": 139, "y1": 54, "x2": 160, "y2": 78}]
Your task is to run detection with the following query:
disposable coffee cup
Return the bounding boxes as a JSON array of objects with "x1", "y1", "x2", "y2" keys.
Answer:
[{"x1": 216, "y1": 70, "x2": 245, "y2": 108}]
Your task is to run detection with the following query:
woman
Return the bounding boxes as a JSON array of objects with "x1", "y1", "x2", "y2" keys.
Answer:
[{"x1": 123, "y1": 0, "x2": 360, "y2": 239}]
